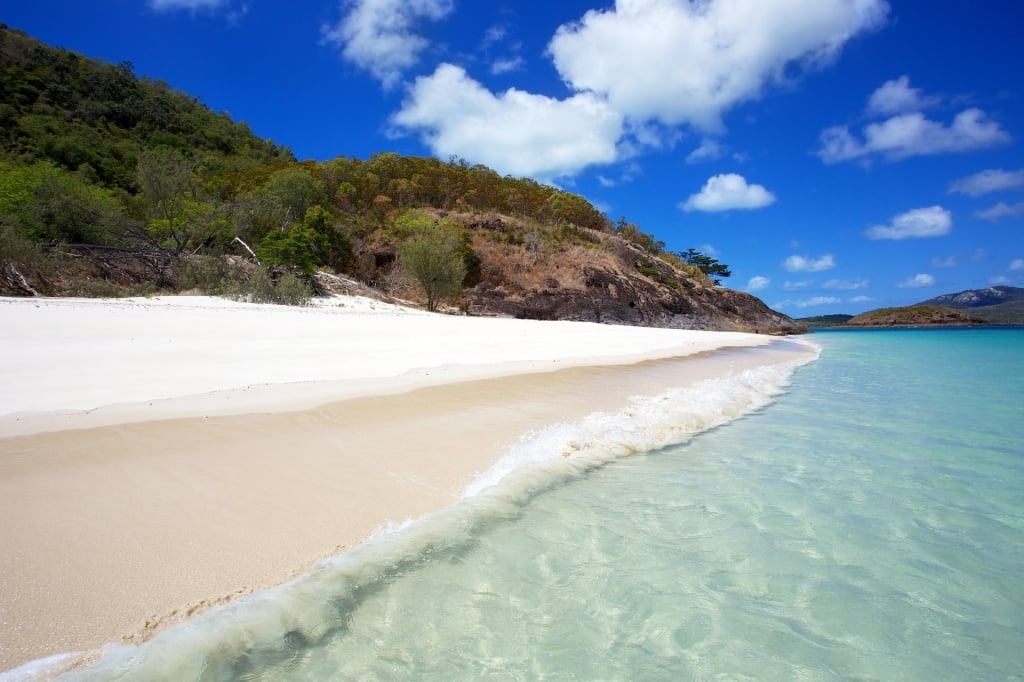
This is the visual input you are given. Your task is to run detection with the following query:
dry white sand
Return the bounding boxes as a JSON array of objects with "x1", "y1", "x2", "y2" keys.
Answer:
[
  {"x1": 0, "y1": 295, "x2": 802, "y2": 672},
  {"x1": 1, "y1": 295, "x2": 774, "y2": 438}
]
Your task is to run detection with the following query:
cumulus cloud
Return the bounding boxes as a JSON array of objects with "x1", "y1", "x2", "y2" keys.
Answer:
[
  {"x1": 975, "y1": 202, "x2": 1024, "y2": 223},
  {"x1": 391, "y1": 64, "x2": 623, "y2": 180},
  {"x1": 547, "y1": 0, "x2": 887, "y2": 132},
  {"x1": 867, "y1": 75, "x2": 938, "y2": 116},
  {"x1": 783, "y1": 254, "x2": 836, "y2": 273},
  {"x1": 897, "y1": 273, "x2": 935, "y2": 288},
  {"x1": 823, "y1": 278, "x2": 869, "y2": 290},
  {"x1": 783, "y1": 280, "x2": 814, "y2": 291},
  {"x1": 949, "y1": 168, "x2": 1024, "y2": 196},
  {"x1": 819, "y1": 109, "x2": 1010, "y2": 163},
  {"x1": 681, "y1": 174, "x2": 776, "y2": 212},
  {"x1": 148, "y1": 0, "x2": 229, "y2": 9},
  {"x1": 1010, "y1": 259, "x2": 1024, "y2": 271},
  {"x1": 864, "y1": 206, "x2": 952, "y2": 240},
  {"x1": 323, "y1": 0, "x2": 453, "y2": 89},
  {"x1": 746, "y1": 276, "x2": 771, "y2": 291},
  {"x1": 389, "y1": 0, "x2": 887, "y2": 179},
  {"x1": 931, "y1": 256, "x2": 958, "y2": 268},
  {"x1": 849, "y1": 295, "x2": 872, "y2": 303}
]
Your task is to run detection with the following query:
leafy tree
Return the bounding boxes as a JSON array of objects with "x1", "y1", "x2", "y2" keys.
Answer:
[
  {"x1": 257, "y1": 205, "x2": 351, "y2": 273},
  {"x1": 259, "y1": 167, "x2": 321, "y2": 222},
  {"x1": 137, "y1": 147, "x2": 195, "y2": 251},
  {"x1": 0, "y1": 160, "x2": 122, "y2": 244},
  {"x1": 678, "y1": 248, "x2": 732, "y2": 285},
  {"x1": 397, "y1": 211, "x2": 469, "y2": 312}
]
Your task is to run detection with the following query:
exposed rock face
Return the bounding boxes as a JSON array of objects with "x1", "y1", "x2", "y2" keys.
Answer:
[
  {"x1": 465, "y1": 264, "x2": 804, "y2": 334},
  {"x1": 921, "y1": 286, "x2": 1022, "y2": 308}
]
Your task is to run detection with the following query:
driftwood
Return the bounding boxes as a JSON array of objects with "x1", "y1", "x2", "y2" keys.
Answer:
[
  {"x1": 2, "y1": 262, "x2": 40, "y2": 296},
  {"x1": 60, "y1": 244, "x2": 177, "y2": 287}
]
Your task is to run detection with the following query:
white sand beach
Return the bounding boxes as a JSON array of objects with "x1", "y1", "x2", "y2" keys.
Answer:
[{"x1": 0, "y1": 295, "x2": 809, "y2": 673}]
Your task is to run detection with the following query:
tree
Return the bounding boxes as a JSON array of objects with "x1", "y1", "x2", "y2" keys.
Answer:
[
  {"x1": 678, "y1": 248, "x2": 732, "y2": 285},
  {"x1": 257, "y1": 205, "x2": 352, "y2": 273},
  {"x1": 0, "y1": 161, "x2": 122, "y2": 244},
  {"x1": 397, "y1": 211, "x2": 468, "y2": 312},
  {"x1": 137, "y1": 148, "x2": 195, "y2": 252}
]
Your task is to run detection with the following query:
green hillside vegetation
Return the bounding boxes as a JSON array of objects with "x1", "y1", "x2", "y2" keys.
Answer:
[
  {"x1": 796, "y1": 314, "x2": 853, "y2": 327},
  {"x1": 965, "y1": 300, "x2": 1024, "y2": 324},
  {"x1": 843, "y1": 306, "x2": 989, "y2": 327},
  {"x1": 0, "y1": 24, "x2": 722, "y2": 308}
]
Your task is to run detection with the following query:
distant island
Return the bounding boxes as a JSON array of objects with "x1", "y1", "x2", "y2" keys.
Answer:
[
  {"x1": 794, "y1": 314, "x2": 853, "y2": 328},
  {"x1": 842, "y1": 306, "x2": 989, "y2": 328},
  {"x1": 798, "y1": 286, "x2": 1024, "y2": 328},
  {"x1": 917, "y1": 286, "x2": 1024, "y2": 324}
]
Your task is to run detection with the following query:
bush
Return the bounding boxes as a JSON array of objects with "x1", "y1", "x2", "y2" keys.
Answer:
[
  {"x1": 235, "y1": 265, "x2": 312, "y2": 306},
  {"x1": 177, "y1": 256, "x2": 233, "y2": 294}
]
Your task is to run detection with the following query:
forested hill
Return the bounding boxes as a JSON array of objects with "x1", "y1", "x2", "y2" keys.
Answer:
[
  {"x1": 0, "y1": 24, "x2": 293, "y2": 191},
  {"x1": 0, "y1": 25, "x2": 803, "y2": 334}
]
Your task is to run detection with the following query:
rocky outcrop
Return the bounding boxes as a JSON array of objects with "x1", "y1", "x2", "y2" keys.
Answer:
[{"x1": 464, "y1": 264, "x2": 804, "y2": 334}]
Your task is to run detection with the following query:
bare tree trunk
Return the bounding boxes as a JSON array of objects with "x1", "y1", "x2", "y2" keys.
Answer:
[{"x1": 231, "y1": 236, "x2": 260, "y2": 264}]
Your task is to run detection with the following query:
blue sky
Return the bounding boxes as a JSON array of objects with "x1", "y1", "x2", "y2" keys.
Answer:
[{"x1": 5, "y1": 0, "x2": 1024, "y2": 314}]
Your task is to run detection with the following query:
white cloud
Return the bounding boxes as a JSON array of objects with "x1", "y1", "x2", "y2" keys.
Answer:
[
  {"x1": 547, "y1": 0, "x2": 888, "y2": 132},
  {"x1": 991, "y1": 275, "x2": 1011, "y2": 285},
  {"x1": 864, "y1": 206, "x2": 952, "y2": 240},
  {"x1": 867, "y1": 75, "x2": 938, "y2": 116},
  {"x1": 897, "y1": 273, "x2": 935, "y2": 288},
  {"x1": 931, "y1": 256, "x2": 958, "y2": 268},
  {"x1": 783, "y1": 280, "x2": 814, "y2": 291},
  {"x1": 819, "y1": 109, "x2": 1010, "y2": 163},
  {"x1": 391, "y1": 64, "x2": 623, "y2": 180},
  {"x1": 823, "y1": 278, "x2": 869, "y2": 290},
  {"x1": 148, "y1": 0, "x2": 229, "y2": 9},
  {"x1": 775, "y1": 296, "x2": 842, "y2": 309},
  {"x1": 490, "y1": 57, "x2": 526, "y2": 75},
  {"x1": 949, "y1": 168, "x2": 1024, "y2": 196},
  {"x1": 323, "y1": 0, "x2": 453, "y2": 89},
  {"x1": 799, "y1": 296, "x2": 841, "y2": 307},
  {"x1": 784, "y1": 254, "x2": 836, "y2": 273},
  {"x1": 699, "y1": 243, "x2": 719, "y2": 257},
  {"x1": 1010, "y1": 259, "x2": 1024, "y2": 271},
  {"x1": 975, "y1": 201, "x2": 1024, "y2": 223},
  {"x1": 849, "y1": 295, "x2": 873, "y2": 303},
  {"x1": 746, "y1": 276, "x2": 771, "y2": 291},
  {"x1": 681, "y1": 174, "x2": 776, "y2": 212},
  {"x1": 686, "y1": 139, "x2": 723, "y2": 164}
]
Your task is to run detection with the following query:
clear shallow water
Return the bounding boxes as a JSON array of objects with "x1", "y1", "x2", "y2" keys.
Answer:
[{"x1": 55, "y1": 330, "x2": 1024, "y2": 680}]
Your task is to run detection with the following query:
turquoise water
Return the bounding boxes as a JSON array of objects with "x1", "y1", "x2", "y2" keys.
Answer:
[{"x1": 55, "y1": 329, "x2": 1024, "y2": 680}]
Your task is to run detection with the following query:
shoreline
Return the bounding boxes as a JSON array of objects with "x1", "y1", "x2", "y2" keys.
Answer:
[{"x1": 0, "y1": 296, "x2": 814, "y2": 674}]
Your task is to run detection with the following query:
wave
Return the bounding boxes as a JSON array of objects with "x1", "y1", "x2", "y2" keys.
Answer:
[{"x1": 21, "y1": 348, "x2": 817, "y2": 681}]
